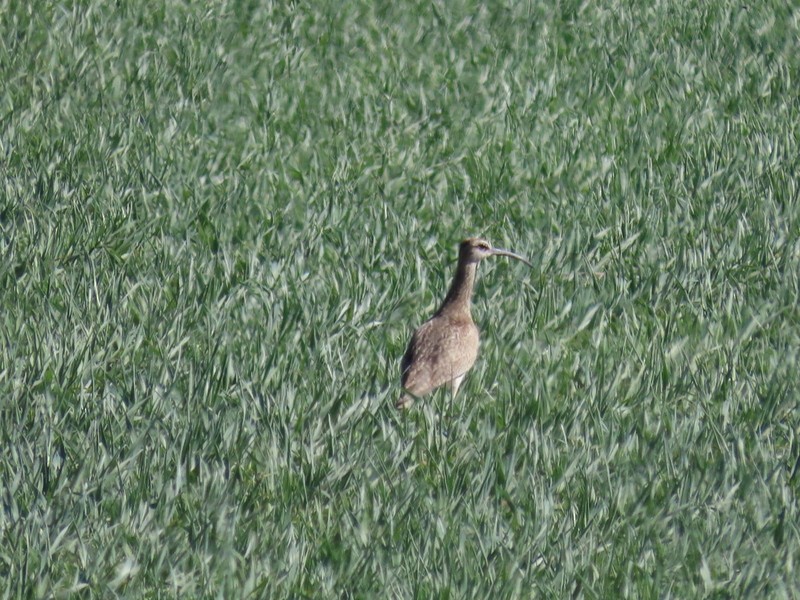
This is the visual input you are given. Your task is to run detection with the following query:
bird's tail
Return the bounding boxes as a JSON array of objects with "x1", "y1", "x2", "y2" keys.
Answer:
[{"x1": 396, "y1": 392, "x2": 417, "y2": 410}]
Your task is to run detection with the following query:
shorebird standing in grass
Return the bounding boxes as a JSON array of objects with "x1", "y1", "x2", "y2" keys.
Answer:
[{"x1": 397, "y1": 237, "x2": 532, "y2": 409}]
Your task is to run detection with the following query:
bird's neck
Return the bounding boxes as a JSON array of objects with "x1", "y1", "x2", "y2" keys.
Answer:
[{"x1": 436, "y1": 261, "x2": 477, "y2": 319}]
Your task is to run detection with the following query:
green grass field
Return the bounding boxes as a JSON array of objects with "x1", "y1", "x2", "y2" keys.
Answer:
[{"x1": 2, "y1": 0, "x2": 799, "y2": 597}]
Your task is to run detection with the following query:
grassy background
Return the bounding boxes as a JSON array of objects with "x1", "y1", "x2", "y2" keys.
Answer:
[{"x1": 2, "y1": 0, "x2": 799, "y2": 597}]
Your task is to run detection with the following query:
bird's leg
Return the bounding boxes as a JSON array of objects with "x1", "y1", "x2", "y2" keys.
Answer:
[{"x1": 450, "y1": 373, "x2": 466, "y2": 398}]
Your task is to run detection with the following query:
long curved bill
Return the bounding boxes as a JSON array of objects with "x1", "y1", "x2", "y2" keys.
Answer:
[{"x1": 490, "y1": 247, "x2": 533, "y2": 267}]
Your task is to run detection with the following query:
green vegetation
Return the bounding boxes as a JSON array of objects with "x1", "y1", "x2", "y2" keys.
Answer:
[{"x1": 2, "y1": 0, "x2": 799, "y2": 597}]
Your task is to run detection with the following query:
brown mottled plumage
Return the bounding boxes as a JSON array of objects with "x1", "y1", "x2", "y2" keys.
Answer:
[{"x1": 397, "y1": 237, "x2": 532, "y2": 409}]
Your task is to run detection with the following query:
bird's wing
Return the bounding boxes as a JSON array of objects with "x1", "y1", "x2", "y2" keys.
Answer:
[{"x1": 400, "y1": 317, "x2": 478, "y2": 397}]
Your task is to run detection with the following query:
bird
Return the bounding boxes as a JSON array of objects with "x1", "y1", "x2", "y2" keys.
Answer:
[{"x1": 397, "y1": 237, "x2": 532, "y2": 409}]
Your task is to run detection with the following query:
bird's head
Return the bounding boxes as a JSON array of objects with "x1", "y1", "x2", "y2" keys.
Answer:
[{"x1": 459, "y1": 237, "x2": 532, "y2": 266}]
